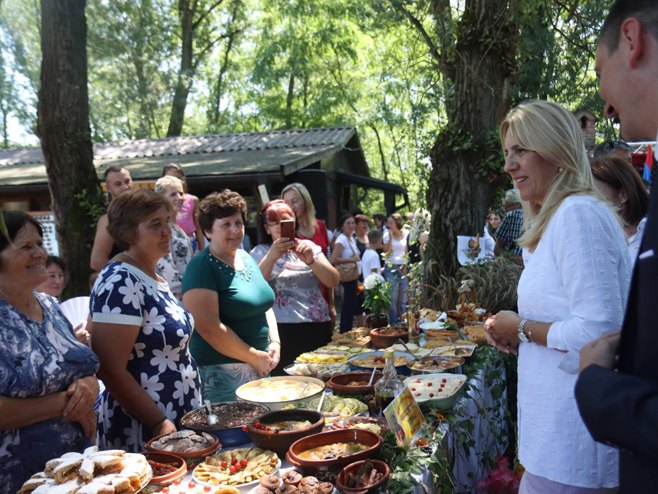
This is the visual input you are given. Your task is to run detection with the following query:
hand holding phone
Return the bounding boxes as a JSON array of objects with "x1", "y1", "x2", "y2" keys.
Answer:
[{"x1": 279, "y1": 219, "x2": 295, "y2": 240}]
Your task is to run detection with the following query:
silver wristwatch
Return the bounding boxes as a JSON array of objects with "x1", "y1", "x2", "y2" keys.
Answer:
[{"x1": 518, "y1": 318, "x2": 530, "y2": 343}]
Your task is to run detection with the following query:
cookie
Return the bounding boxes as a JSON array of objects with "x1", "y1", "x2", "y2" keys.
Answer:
[
  {"x1": 260, "y1": 473, "x2": 281, "y2": 491},
  {"x1": 300, "y1": 476, "x2": 319, "y2": 489},
  {"x1": 276, "y1": 484, "x2": 300, "y2": 494},
  {"x1": 317, "y1": 482, "x2": 334, "y2": 494},
  {"x1": 282, "y1": 470, "x2": 303, "y2": 486},
  {"x1": 253, "y1": 488, "x2": 275, "y2": 494}
]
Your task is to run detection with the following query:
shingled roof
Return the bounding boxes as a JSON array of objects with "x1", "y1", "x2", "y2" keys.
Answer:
[{"x1": 0, "y1": 126, "x2": 367, "y2": 186}]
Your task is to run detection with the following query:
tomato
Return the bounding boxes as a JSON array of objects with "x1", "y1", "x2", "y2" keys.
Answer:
[
  {"x1": 229, "y1": 466, "x2": 236, "y2": 474},
  {"x1": 241, "y1": 425, "x2": 248, "y2": 431},
  {"x1": 240, "y1": 459, "x2": 248, "y2": 467},
  {"x1": 221, "y1": 460, "x2": 227, "y2": 468},
  {"x1": 204, "y1": 486, "x2": 212, "y2": 492},
  {"x1": 231, "y1": 457, "x2": 238, "y2": 465},
  {"x1": 188, "y1": 481, "x2": 196, "y2": 488}
]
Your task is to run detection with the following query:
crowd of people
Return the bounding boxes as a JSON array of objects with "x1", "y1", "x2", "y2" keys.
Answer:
[{"x1": 1, "y1": 1, "x2": 657, "y2": 493}]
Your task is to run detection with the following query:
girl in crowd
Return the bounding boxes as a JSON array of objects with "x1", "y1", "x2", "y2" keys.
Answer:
[
  {"x1": 183, "y1": 190, "x2": 278, "y2": 401},
  {"x1": 251, "y1": 200, "x2": 339, "y2": 374},
  {"x1": 332, "y1": 213, "x2": 361, "y2": 333},
  {"x1": 384, "y1": 213, "x2": 408, "y2": 325}
]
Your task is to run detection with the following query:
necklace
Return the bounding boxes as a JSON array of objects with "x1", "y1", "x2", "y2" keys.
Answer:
[{"x1": 208, "y1": 247, "x2": 254, "y2": 282}]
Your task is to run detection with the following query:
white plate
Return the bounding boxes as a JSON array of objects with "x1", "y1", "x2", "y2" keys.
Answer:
[
  {"x1": 418, "y1": 321, "x2": 449, "y2": 332},
  {"x1": 404, "y1": 373, "x2": 467, "y2": 409}
]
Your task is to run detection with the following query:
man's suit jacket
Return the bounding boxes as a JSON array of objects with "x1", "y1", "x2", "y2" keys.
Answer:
[{"x1": 575, "y1": 175, "x2": 658, "y2": 493}]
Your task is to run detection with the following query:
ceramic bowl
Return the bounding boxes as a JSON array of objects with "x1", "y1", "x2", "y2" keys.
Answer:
[
  {"x1": 369, "y1": 327, "x2": 408, "y2": 349},
  {"x1": 143, "y1": 451, "x2": 187, "y2": 486},
  {"x1": 286, "y1": 429, "x2": 383, "y2": 472},
  {"x1": 180, "y1": 401, "x2": 270, "y2": 447},
  {"x1": 336, "y1": 459, "x2": 390, "y2": 493},
  {"x1": 326, "y1": 372, "x2": 382, "y2": 396},
  {"x1": 144, "y1": 430, "x2": 221, "y2": 466},
  {"x1": 246, "y1": 409, "x2": 325, "y2": 456},
  {"x1": 236, "y1": 376, "x2": 325, "y2": 411}
]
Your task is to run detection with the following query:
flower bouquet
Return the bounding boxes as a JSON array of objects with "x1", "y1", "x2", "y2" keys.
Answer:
[
  {"x1": 476, "y1": 456, "x2": 522, "y2": 494},
  {"x1": 362, "y1": 273, "x2": 392, "y2": 328}
]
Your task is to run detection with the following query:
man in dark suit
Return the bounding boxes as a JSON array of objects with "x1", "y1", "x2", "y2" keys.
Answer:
[{"x1": 575, "y1": 1, "x2": 658, "y2": 492}]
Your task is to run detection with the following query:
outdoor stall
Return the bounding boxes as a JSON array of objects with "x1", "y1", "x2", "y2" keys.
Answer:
[{"x1": 18, "y1": 301, "x2": 513, "y2": 494}]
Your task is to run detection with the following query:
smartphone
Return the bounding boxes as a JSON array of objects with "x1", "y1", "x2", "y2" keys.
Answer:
[{"x1": 280, "y1": 219, "x2": 295, "y2": 240}]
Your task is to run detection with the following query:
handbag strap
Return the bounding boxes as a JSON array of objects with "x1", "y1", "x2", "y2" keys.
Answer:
[{"x1": 345, "y1": 235, "x2": 357, "y2": 259}]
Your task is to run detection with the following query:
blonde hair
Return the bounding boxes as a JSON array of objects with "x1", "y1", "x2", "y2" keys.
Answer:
[
  {"x1": 500, "y1": 100, "x2": 597, "y2": 251},
  {"x1": 281, "y1": 183, "x2": 316, "y2": 228},
  {"x1": 154, "y1": 175, "x2": 184, "y2": 195}
]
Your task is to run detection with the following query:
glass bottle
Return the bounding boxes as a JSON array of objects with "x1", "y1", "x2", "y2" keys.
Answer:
[{"x1": 373, "y1": 350, "x2": 405, "y2": 416}]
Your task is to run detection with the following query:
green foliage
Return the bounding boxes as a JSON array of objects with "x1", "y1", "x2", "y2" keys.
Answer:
[{"x1": 362, "y1": 274, "x2": 393, "y2": 315}]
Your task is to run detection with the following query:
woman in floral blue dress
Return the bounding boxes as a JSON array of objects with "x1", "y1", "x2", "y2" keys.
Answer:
[
  {"x1": 91, "y1": 189, "x2": 201, "y2": 451},
  {"x1": 0, "y1": 212, "x2": 99, "y2": 494}
]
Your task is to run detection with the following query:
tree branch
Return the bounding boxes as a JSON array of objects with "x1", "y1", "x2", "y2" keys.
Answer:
[{"x1": 193, "y1": 0, "x2": 225, "y2": 31}]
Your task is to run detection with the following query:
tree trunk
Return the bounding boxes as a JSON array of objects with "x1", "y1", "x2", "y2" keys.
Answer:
[
  {"x1": 425, "y1": 0, "x2": 516, "y2": 282},
  {"x1": 167, "y1": 0, "x2": 194, "y2": 137},
  {"x1": 37, "y1": 0, "x2": 103, "y2": 297}
]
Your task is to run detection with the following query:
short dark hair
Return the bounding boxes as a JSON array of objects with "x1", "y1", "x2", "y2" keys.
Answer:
[
  {"x1": 46, "y1": 255, "x2": 67, "y2": 273},
  {"x1": 0, "y1": 211, "x2": 43, "y2": 259},
  {"x1": 162, "y1": 163, "x2": 184, "y2": 178},
  {"x1": 354, "y1": 214, "x2": 370, "y2": 225},
  {"x1": 199, "y1": 189, "x2": 247, "y2": 235},
  {"x1": 601, "y1": 0, "x2": 658, "y2": 52},
  {"x1": 367, "y1": 229, "x2": 383, "y2": 244},
  {"x1": 337, "y1": 212, "x2": 354, "y2": 231},
  {"x1": 591, "y1": 156, "x2": 648, "y2": 227},
  {"x1": 107, "y1": 189, "x2": 172, "y2": 250},
  {"x1": 103, "y1": 165, "x2": 127, "y2": 181}
]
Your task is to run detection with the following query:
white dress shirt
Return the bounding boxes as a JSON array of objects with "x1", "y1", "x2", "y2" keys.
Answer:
[{"x1": 517, "y1": 195, "x2": 631, "y2": 487}]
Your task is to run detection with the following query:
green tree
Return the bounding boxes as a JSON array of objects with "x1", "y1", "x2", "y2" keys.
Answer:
[{"x1": 37, "y1": 0, "x2": 103, "y2": 296}]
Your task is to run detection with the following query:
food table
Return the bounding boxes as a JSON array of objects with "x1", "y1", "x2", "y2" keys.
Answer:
[{"x1": 145, "y1": 346, "x2": 510, "y2": 494}]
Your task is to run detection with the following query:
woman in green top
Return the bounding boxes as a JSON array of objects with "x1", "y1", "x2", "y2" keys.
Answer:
[{"x1": 182, "y1": 189, "x2": 279, "y2": 402}]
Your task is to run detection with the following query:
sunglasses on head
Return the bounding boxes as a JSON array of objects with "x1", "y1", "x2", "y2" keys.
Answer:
[{"x1": 602, "y1": 140, "x2": 631, "y2": 152}]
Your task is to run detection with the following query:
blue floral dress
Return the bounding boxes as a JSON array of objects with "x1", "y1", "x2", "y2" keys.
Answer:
[
  {"x1": 91, "y1": 262, "x2": 201, "y2": 451},
  {"x1": 0, "y1": 292, "x2": 99, "y2": 494}
]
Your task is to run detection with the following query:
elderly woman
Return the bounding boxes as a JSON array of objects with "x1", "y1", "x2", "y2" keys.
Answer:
[
  {"x1": 90, "y1": 189, "x2": 201, "y2": 451},
  {"x1": 182, "y1": 190, "x2": 278, "y2": 402},
  {"x1": 0, "y1": 212, "x2": 99, "y2": 492},
  {"x1": 332, "y1": 213, "x2": 361, "y2": 333},
  {"x1": 485, "y1": 101, "x2": 631, "y2": 493},
  {"x1": 281, "y1": 183, "x2": 334, "y2": 317},
  {"x1": 251, "y1": 200, "x2": 339, "y2": 374},
  {"x1": 591, "y1": 156, "x2": 649, "y2": 261},
  {"x1": 154, "y1": 175, "x2": 194, "y2": 299}
]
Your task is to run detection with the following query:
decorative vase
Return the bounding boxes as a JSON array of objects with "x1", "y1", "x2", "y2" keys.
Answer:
[{"x1": 365, "y1": 313, "x2": 389, "y2": 329}]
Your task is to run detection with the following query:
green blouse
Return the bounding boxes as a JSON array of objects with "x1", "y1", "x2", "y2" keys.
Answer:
[{"x1": 182, "y1": 247, "x2": 275, "y2": 366}]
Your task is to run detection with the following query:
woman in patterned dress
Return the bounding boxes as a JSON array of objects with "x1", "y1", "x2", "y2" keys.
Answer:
[
  {"x1": 250, "y1": 200, "x2": 339, "y2": 375},
  {"x1": 182, "y1": 190, "x2": 279, "y2": 402},
  {"x1": 0, "y1": 212, "x2": 99, "y2": 493},
  {"x1": 90, "y1": 189, "x2": 201, "y2": 451},
  {"x1": 154, "y1": 175, "x2": 194, "y2": 299}
]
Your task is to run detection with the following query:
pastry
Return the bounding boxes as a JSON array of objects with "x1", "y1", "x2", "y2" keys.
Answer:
[
  {"x1": 276, "y1": 484, "x2": 300, "y2": 494},
  {"x1": 300, "y1": 476, "x2": 319, "y2": 489},
  {"x1": 317, "y1": 482, "x2": 334, "y2": 494},
  {"x1": 213, "y1": 488, "x2": 240, "y2": 494},
  {"x1": 253, "y1": 488, "x2": 275, "y2": 494},
  {"x1": 282, "y1": 470, "x2": 303, "y2": 486},
  {"x1": 260, "y1": 473, "x2": 281, "y2": 491}
]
